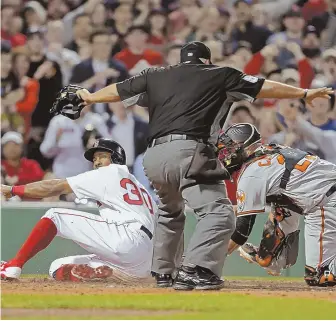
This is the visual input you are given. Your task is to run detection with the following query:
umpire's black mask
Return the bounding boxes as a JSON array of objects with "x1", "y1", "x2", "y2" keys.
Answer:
[{"x1": 180, "y1": 41, "x2": 212, "y2": 64}]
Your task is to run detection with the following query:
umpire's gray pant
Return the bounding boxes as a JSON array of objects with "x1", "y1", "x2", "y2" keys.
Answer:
[{"x1": 143, "y1": 140, "x2": 235, "y2": 277}]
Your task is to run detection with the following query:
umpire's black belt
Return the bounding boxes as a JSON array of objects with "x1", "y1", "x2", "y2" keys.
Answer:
[
  {"x1": 148, "y1": 134, "x2": 208, "y2": 148},
  {"x1": 140, "y1": 225, "x2": 153, "y2": 240}
]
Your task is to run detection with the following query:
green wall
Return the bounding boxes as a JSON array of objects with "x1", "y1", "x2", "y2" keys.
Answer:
[{"x1": 1, "y1": 203, "x2": 306, "y2": 277}]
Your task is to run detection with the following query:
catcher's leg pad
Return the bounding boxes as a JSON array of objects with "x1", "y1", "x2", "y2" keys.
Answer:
[
  {"x1": 304, "y1": 265, "x2": 336, "y2": 287},
  {"x1": 257, "y1": 214, "x2": 286, "y2": 267}
]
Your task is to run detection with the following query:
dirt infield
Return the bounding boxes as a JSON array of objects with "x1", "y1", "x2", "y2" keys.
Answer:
[{"x1": 2, "y1": 277, "x2": 335, "y2": 299}]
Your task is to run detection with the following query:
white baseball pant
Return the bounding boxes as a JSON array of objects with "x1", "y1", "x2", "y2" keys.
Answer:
[
  {"x1": 304, "y1": 194, "x2": 336, "y2": 274},
  {"x1": 43, "y1": 208, "x2": 153, "y2": 279}
]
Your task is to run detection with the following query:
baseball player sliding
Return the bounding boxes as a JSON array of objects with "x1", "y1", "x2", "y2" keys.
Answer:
[
  {"x1": 1, "y1": 137, "x2": 155, "y2": 282},
  {"x1": 218, "y1": 123, "x2": 336, "y2": 287}
]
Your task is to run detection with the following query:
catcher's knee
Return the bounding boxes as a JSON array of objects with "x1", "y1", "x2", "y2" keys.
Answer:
[{"x1": 304, "y1": 265, "x2": 336, "y2": 287}]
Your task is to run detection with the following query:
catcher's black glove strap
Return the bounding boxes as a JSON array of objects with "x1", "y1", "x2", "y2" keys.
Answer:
[{"x1": 50, "y1": 84, "x2": 85, "y2": 120}]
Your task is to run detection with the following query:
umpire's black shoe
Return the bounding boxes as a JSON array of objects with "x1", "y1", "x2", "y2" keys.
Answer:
[
  {"x1": 151, "y1": 272, "x2": 173, "y2": 288},
  {"x1": 173, "y1": 265, "x2": 224, "y2": 291}
]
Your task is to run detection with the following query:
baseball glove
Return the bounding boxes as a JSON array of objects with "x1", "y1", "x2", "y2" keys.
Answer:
[{"x1": 50, "y1": 84, "x2": 85, "y2": 120}]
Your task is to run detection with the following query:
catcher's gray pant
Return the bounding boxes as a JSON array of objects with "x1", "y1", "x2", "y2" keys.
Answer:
[{"x1": 143, "y1": 140, "x2": 235, "y2": 277}]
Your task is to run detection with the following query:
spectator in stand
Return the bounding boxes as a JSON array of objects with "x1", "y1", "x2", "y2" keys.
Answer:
[
  {"x1": 1, "y1": 44, "x2": 25, "y2": 136},
  {"x1": 114, "y1": 25, "x2": 163, "y2": 76},
  {"x1": 147, "y1": 10, "x2": 168, "y2": 52},
  {"x1": 306, "y1": 95, "x2": 336, "y2": 131},
  {"x1": 1, "y1": 5, "x2": 26, "y2": 50},
  {"x1": 229, "y1": 0, "x2": 272, "y2": 54},
  {"x1": 65, "y1": 14, "x2": 92, "y2": 54},
  {"x1": 25, "y1": 30, "x2": 63, "y2": 170},
  {"x1": 106, "y1": 102, "x2": 149, "y2": 172},
  {"x1": 267, "y1": 7, "x2": 306, "y2": 68},
  {"x1": 91, "y1": 2, "x2": 108, "y2": 32},
  {"x1": 1, "y1": 131, "x2": 44, "y2": 186},
  {"x1": 244, "y1": 41, "x2": 314, "y2": 91},
  {"x1": 40, "y1": 113, "x2": 90, "y2": 179},
  {"x1": 107, "y1": 2, "x2": 133, "y2": 55},
  {"x1": 70, "y1": 30, "x2": 129, "y2": 115},
  {"x1": 47, "y1": 0, "x2": 70, "y2": 21},
  {"x1": 46, "y1": 20, "x2": 81, "y2": 85},
  {"x1": 278, "y1": 99, "x2": 336, "y2": 163},
  {"x1": 229, "y1": 104, "x2": 256, "y2": 126},
  {"x1": 22, "y1": 1, "x2": 47, "y2": 35},
  {"x1": 165, "y1": 43, "x2": 183, "y2": 65},
  {"x1": 301, "y1": 25, "x2": 321, "y2": 60},
  {"x1": 186, "y1": 7, "x2": 224, "y2": 43},
  {"x1": 77, "y1": 106, "x2": 111, "y2": 139},
  {"x1": 12, "y1": 52, "x2": 39, "y2": 142},
  {"x1": 320, "y1": 48, "x2": 336, "y2": 88}
]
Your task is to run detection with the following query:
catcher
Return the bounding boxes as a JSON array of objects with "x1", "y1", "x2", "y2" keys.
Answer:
[
  {"x1": 218, "y1": 123, "x2": 336, "y2": 287},
  {"x1": 1, "y1": 86, "x2": 155, "y2": 282}
]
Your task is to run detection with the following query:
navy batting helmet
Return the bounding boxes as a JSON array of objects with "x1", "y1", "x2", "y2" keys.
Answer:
[{"x1": 84, "y1": 138, "x2": 126, "y2": 165}]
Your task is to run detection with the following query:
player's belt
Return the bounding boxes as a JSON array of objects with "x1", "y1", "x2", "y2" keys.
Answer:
[
  {"x1": 140, "y1": 225, "x2": 153, "y2": 240},
  {"x1": 148, "y1": 134, "x2": 208, "y2": 148},
  {"x1": 326, "y1": 183, "x2": 336, "y2": 198}
]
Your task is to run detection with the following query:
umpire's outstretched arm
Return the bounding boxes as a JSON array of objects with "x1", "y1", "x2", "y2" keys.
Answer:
[{"x1": 76, "y1": 74, "x2": 333, "y2": 108}]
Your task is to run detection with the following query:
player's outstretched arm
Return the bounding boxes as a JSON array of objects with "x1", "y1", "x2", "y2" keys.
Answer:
[
  {"x1": 256, "y1": 80, "x2": 333, "y2": 105},
  {"x1": 76, "y1": 84, "x2": 120, "y2": 106},
  {"x1": 1, "y1": 179, "x2": 73, "y2": 200}
]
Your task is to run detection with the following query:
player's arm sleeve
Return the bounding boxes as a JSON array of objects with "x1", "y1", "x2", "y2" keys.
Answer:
[
  {"x1": 222, "y1": 67, "x2": 265, "y2": 102},
  {"x1": 236, "y1": 177, "x2": 267, "y2": 216},
  {"x1": 66, "y1": 167, "x2": 110, "y2": 201},
  {"x1": 230, "y1": 176, "x2": 267, "y2": 245},
  {"x1": 116, "y1": 69, "x2": 149, "y2": 108},
  {"x1": 231, "y1": 215, "x2": 257, "y2": 245}
]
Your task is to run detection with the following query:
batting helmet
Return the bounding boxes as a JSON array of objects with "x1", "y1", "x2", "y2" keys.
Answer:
[{"x1": 84, "y1": 138, "x2": 126, "y2": 165}]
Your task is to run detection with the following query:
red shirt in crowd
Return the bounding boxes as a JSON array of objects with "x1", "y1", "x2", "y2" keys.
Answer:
[
  {"x1": 1, "y1": 30, "x2": 26, "y2": 48},
  {"x1": 114, "y1": 48, "x2": 163, "y2": 70},
  {"x1": 2, "y1": 158, "x2": 44, "y2": 185}
]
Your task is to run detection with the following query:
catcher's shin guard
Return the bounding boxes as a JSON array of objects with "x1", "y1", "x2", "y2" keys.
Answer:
[
  {"x1": 257, "y1": 214, "x2": 285, "y2": 267},
  {"x1": 304, "y1": 265, "x2": 336, "y2": 287}
]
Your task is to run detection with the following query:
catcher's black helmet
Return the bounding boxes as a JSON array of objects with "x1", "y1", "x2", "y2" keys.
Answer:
[
  {"x1": 84, "y1": 138, "x2": 126, "y2": 165},
  {"x1": 218, "y1": 123, "x2": 261, "y2": 173}
]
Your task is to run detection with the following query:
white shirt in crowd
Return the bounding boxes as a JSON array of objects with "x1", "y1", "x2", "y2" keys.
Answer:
[
  {"x1": 110, "y1": 113, "x2": 135, "y2": 167},
  {"x1": 40, "y1": 115, "x2": 91, "y2": 178},
  {"x1": 78, "y1": 111, "x2": 111, "y2": 138}
]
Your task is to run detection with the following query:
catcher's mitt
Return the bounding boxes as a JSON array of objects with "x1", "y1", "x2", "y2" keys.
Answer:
[{"x1": 50, "y1": 84, "x2": 86, "y2": 120}]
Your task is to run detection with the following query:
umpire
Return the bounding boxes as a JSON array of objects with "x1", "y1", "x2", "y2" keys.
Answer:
[{"x1": 76, "y1": 41, "x2": 333, "y2": 290}]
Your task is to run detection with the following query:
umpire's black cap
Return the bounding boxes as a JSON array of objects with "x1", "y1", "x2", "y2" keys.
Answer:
[
  {"x1": 84, "y1": 138, "x2": 126, "y2": 165},
  {"x1": 180, "y1": 41, "x2": 212, "y2": 64}
]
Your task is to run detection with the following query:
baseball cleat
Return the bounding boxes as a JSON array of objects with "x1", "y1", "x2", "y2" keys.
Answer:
[
  {"x1": 238, "y1": 244, "x2": 281, "y2": 276},
  {"x1": 71, "y1": 264, "x2": 113, "y2": 281},
  {"x1": 152, "y1": 272, "x2": 173, "y2": 288},
  {"x1": 1, "y1": 261, "x2": 22, "y2": 280},
  {"x1": 239, "y1": 243, "x2": 258, "y2": 264}
]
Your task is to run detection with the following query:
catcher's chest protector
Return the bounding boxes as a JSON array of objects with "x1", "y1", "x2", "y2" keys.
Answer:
[{"x1": 265, "y1": 146, "x2": 309, "y2": 215}]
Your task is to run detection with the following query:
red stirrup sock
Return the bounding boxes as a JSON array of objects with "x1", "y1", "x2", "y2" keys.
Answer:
[{"x1": 8, "y1": 218, "x2": 57, "y2": 268}]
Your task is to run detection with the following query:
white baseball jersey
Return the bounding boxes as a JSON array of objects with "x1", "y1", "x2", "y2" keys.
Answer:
[
  {"x1": 236, "y1": 151, "x2": 336, "y2": 216},
  {"x1": 67, "y1": 164, "x2": 155, "y2": 230}
]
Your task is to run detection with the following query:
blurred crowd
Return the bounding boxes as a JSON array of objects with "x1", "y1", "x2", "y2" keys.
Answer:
[{"x1": 1, "y1": 0, "x2": 336, "y2": 204}]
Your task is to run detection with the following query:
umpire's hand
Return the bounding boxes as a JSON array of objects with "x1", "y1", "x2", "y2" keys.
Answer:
[{"x1": 76, "y1": 89, "x2": 93, "y2": 107}]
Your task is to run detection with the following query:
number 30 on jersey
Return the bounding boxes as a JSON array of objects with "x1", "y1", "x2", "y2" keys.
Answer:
[{"x1": 120, "y1": 178, "x2": 154, "y2": 215}]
